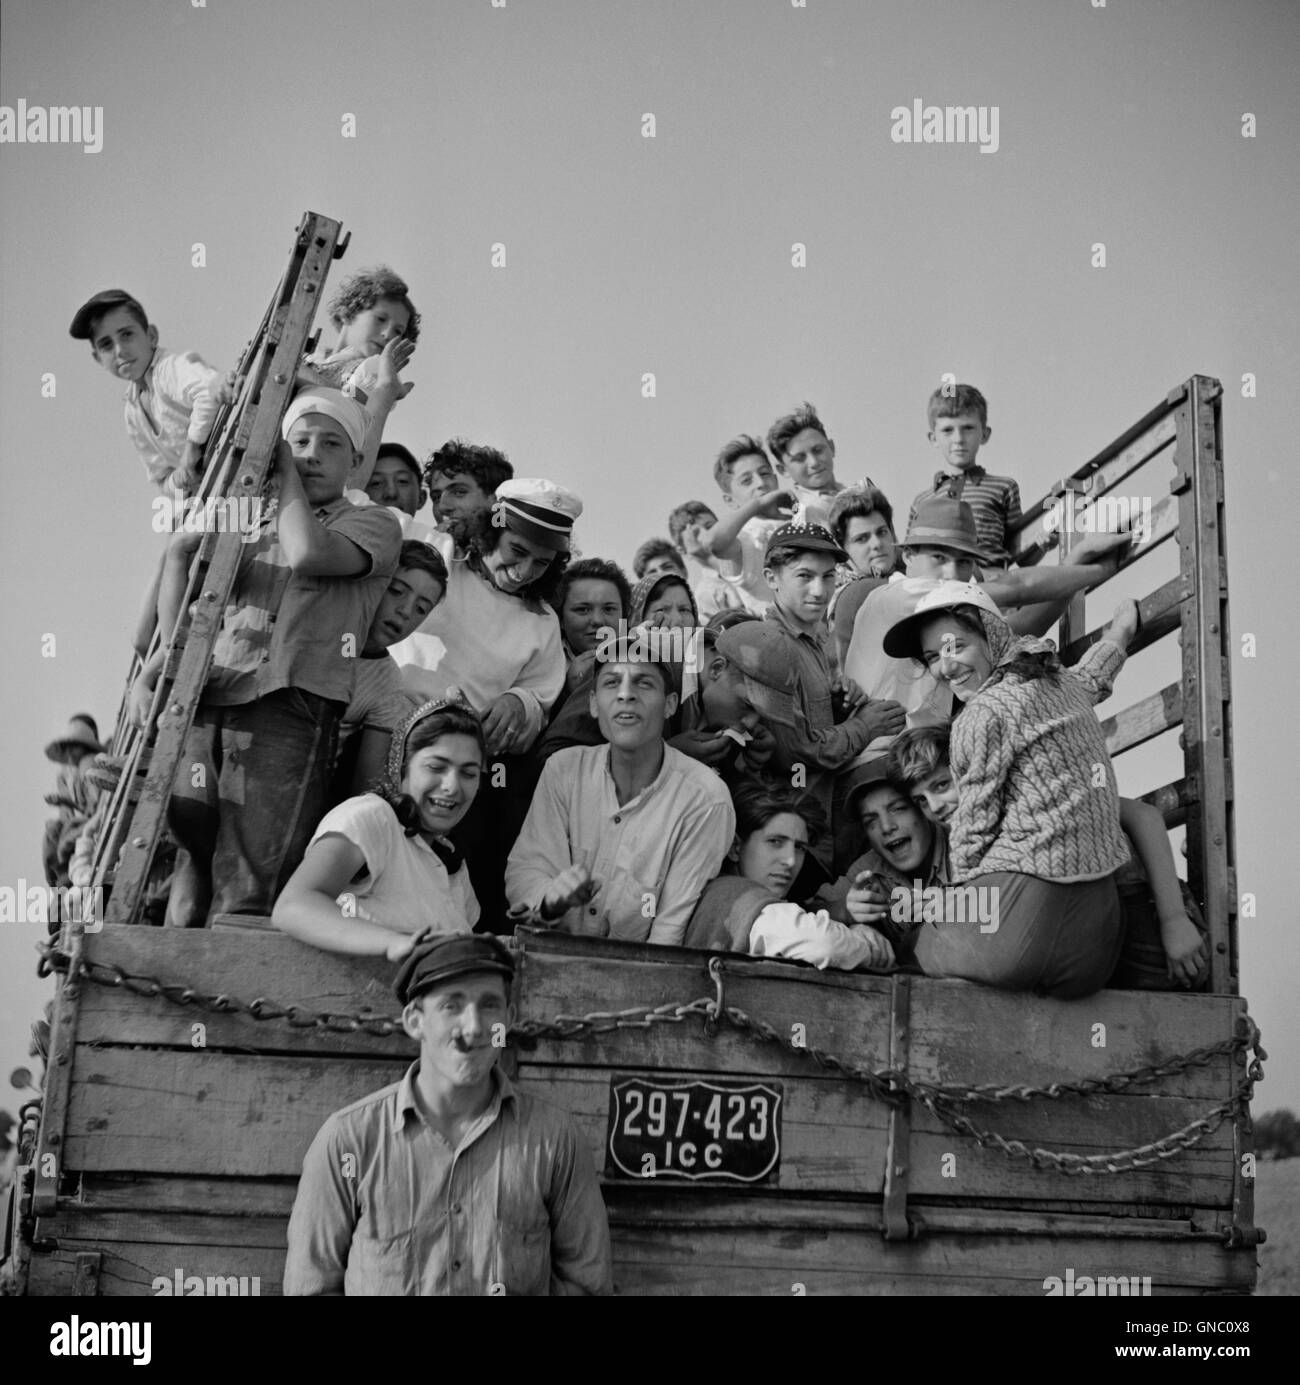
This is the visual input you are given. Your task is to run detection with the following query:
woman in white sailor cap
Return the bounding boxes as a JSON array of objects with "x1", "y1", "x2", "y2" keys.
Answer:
[{"x1": 389, "y1": 476, "x2": 583, "y2": 925}]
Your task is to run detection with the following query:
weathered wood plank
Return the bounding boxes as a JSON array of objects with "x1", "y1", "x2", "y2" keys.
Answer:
[
  {"x1": 517, "y1": 1067, "x2": 1232, "y2": 1207},
  {"x1": 65, "y1": 1051, "x2": 408, "y2": 1176},
  {"x1": 78, "y1": 926, "x2": 413, "y2": 1059},
  {"x1": 1139, "y1": 776, "x2": 1197, "y2": 828},
  {"x1": 608, "y1": 1224, "x2": 1251, "y2": 1296},
  {"x1": 27, "y1": 1242, "x2": 282, "y2": 1297},
  {"x1": 1061, "y1": 575, "x2": 1188, "y2": 666},
  {"x1": 519, "y1": 952, "x2": 1236, "y2": 1102},
  {"x1": 28, "y1": 1217, "x2": 1249, "y2": 1297},
  {"x1": 905, "y1": 982, "x2": 1236, "y2": 1102},
  {"x1": 1011, "y1": 408, "x2": 1179, "y2": 561},
  {"x1": 601, "y1": 1188, "x2": 1217, "y2": 1236},
  {"x1": 1101, "y1": 682, "x2": 1184, "y2": 757},
  {"x1": 75, "y1": 1175, "x2": 297, "y2": 1217},
  {"x1": 27, "y1": 1196, "x2": 1249, "y2": 1297},
  {"x1": 513, "y1": 944, "x2": 895, "y2": 1080},
  {"x1": 38, "y1": 1209, "x2": 287, "y2": 1249}
]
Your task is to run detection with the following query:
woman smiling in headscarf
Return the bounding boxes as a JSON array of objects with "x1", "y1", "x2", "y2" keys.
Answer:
[
  {"x1": 883, "y1": 581, "x2": 1141, "y2": 998},
  {"x1": 272, "y1": 699, "x2": 485, "y2": 957}
]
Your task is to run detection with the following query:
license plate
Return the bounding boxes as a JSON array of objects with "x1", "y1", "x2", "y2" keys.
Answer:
[{"x1": 605, "y1": 1076, "x2": 782, "y2": 1184}]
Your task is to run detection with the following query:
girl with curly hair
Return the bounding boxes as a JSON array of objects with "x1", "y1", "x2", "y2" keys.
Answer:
[{"x1": 300, "y1": 265, "x2": 421, "y2": 484}]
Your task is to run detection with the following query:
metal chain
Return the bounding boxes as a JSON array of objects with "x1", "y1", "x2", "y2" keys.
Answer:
[{"x1": 40, "y1": 943, "x2": 1264, "y2": 1175}]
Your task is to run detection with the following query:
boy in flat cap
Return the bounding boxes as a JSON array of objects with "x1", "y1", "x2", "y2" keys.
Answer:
[
  {"x1": 70, "y1": 288, "x2": 226, "y2": 493},
  {"x1": 285, "y1": 934, "x2": 612, "y2": 1296},
  {"x1": 754, "y1": 522, "x2": 908, "y2": 867}
]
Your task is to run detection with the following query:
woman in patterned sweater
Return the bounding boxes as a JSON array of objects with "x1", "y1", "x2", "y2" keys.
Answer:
[{"x1": 883, "y1": 581, "x2": 1139, "y2": 998}]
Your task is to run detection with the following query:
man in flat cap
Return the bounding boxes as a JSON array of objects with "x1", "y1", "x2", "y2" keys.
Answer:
[{"x1": 284, "y1": 934, "x2": 612, "y2": 1295}]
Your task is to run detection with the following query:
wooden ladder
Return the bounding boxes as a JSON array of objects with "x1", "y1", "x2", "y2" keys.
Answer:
[{"x1": 94, "y1": 211, "x2": 351, "y2": 929}]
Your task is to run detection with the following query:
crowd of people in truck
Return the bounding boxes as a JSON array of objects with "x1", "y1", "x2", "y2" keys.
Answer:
[
  {"x1": 34, "y1": 261, "x2": 1220, "y2": 1297},
  {"x1": 52, "y1": 264, "x2": 1209, "y2": 1001}
]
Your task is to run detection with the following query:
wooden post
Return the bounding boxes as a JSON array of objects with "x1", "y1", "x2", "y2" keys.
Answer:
[
  {"x1": 32, "y1": 925, "x2": 88, "y2": 1214},
  {"x1": 1053, "y1": 481, "x2": 1090, "y2": 655},
  {"x1": 881, "y1": 974, "x2": 912, "y2": 1240},
  {"x1": 1173, "y1": 376, "x2": 1234, "y2": 993}
]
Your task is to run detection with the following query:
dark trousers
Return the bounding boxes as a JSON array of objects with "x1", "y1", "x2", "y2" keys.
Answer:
[
  {"x1": 912, "y1": 872, "x2": 1123, "y2": 1000},
  {"x1": 167, "y1": 688, "x2": 340, "y2": 926},
  {"x1": 452, "y1": 751, "x2": 540, "y2": 935}
]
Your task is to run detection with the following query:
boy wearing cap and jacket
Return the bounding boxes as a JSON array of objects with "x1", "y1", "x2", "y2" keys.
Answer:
[
  {"x1": 138, "y1": 389, "x2": 401, "y2": 927},
  {"x1": 70, "y1": 288, "x2": 226, "y2": 494},
  {"x1": 751, "y1": 522, "x2": 908, "y2": 867},
  {"x1": 285, "y1": 933, "x2": 611, "y2": 1295}
]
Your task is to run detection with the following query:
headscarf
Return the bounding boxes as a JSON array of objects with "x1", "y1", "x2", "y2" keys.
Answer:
[
  {"x1": 380, "y1": 694, "x2": 483, "y2": 866},
  {"x1": 962, "y1": 604, "x2": 1061, "y2": 694},
  {"x1": 629, "y1": 572, "x2": 700, "y2": 628}
]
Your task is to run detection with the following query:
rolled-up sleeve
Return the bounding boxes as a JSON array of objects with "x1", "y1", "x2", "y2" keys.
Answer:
[{"x1": 333, "y1": 503, "x2": 402, "y2": 580}]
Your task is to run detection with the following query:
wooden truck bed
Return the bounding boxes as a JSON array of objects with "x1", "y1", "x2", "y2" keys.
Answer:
[{"x1": 15, "y1": 924, "x2": 1260, "y2": 1296}]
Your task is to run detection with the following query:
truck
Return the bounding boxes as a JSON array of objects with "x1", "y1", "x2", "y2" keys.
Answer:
[{"x1": 1, "y1": 213, "x2": 1264, "y2": 1296}]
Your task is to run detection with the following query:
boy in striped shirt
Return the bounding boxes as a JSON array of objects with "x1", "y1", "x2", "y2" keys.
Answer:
[{"x1": 907, "y1": 383, "x2": 1022, "y2": 573}]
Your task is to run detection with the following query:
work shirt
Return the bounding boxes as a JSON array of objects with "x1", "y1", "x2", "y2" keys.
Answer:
[
  {"x1": 761, "y1": 604, "x2": 878, "y2": 862},
  {"x1": 787, "y1": 480, "x2": 844, "y2": 531},
  {"x1": 124, "y1": 346, "x2": 223, "y2": 488},
  {"x1": 505, "y1": 743, "x2": 735, "y2": 946},
  {"x1": 284, "y1": 1064, "x2": 612, "y2": 1296},
  {"x1": 204, "y1": 496, "x2": 400, "y2": 708}
]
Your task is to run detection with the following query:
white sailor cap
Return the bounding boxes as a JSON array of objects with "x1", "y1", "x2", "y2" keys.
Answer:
[{"x1": 492, "y1": 477, "x2": 583, "y2": 553}]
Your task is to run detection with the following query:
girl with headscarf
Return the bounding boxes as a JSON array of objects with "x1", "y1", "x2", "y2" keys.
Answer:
[
  {"x1": 272, "y1": 699, "x2": 485, "y2": 957},
  {"x1": 882, "y1": 581, "x2": 1140, "y2": 998}
]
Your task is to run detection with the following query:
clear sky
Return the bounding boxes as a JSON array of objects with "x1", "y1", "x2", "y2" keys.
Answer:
[{"x1": 2, "y1": 0, "x2": 1297, "y2": 1123}]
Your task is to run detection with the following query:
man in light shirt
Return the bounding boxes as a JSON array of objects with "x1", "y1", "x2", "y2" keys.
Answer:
[{"x1": 506, "y1": 649, "x2": 735, "y2": 946}]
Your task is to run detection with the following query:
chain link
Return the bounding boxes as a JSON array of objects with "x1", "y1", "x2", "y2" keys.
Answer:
[{"x1": 40, "y1": 941, "x2": 1264, "y2": 1176}]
